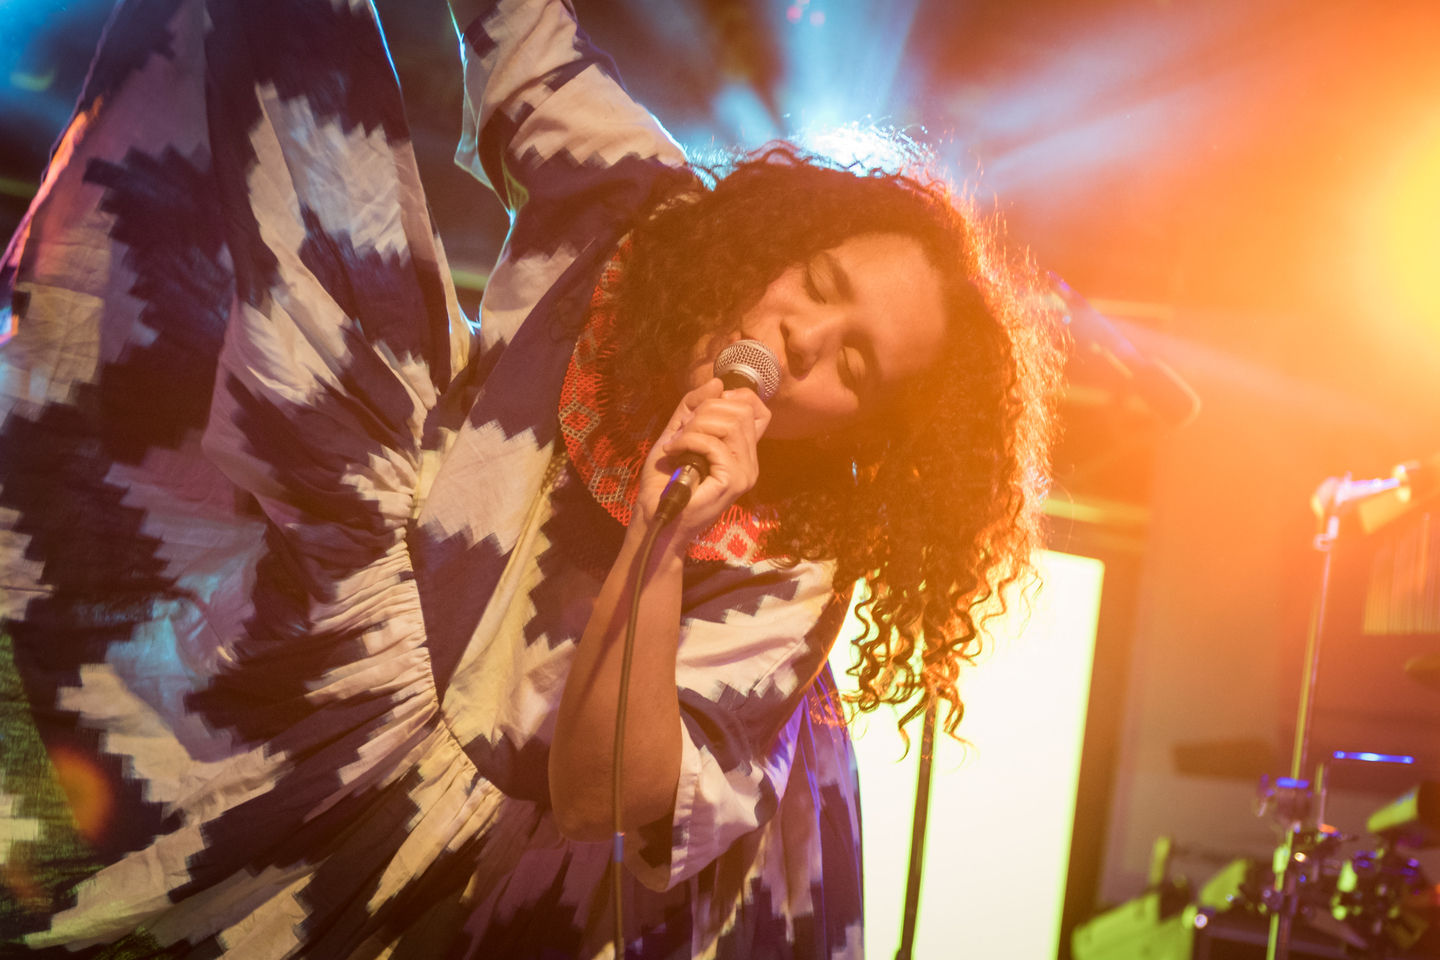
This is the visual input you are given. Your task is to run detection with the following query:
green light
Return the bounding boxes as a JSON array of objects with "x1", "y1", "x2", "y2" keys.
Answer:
[{"x1": 0, "y1": 178, "x2": 38, "y2": 200}]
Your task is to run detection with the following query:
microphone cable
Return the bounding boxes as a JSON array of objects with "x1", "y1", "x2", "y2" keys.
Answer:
[
  {"x1": 611, "y1": 474, "x2": 692, "y2": 958},
  {"x1": 609, "y1": 339, "x2": 778, "y2": 959},
  {"x1": 611, "y1": 515, "x2": 664, "y2": 959}
]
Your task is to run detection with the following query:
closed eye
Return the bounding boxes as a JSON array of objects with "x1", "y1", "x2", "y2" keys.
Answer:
[
  {"x1": 803, "y1": 262, "x2": 825, "y2": 303},
  {"x1": 839, "y1": 346, "x2": 864, "y2": 393}
]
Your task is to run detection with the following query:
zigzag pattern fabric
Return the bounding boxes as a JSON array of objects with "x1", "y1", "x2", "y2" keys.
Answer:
[{"x1": 0, "y1": 0, "x2": 863, "y2": 956}]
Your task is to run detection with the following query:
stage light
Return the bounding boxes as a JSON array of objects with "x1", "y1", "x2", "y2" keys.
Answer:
[
  {"x1": 1367, "y1": 123, "x2": 1440, "y2": 328},
  {"x1": 798, "y1": 122, "x2": 929, "y2": 173},
  {"x1": 1332, "y1": 750, "x2": 1415, "y2": 765},
  {"x1": 673, "y1": 0, "x2": 924, "y2": 151}
]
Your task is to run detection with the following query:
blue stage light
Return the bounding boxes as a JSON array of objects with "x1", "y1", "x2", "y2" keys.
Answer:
[{"x1": 1332, "y1": 750, "x2": 1416, "y2": 764}]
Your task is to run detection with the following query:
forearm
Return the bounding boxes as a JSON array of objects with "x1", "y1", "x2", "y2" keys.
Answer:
[
  {"x1": 550, "y1": 519, "x2": 687, "y2": 841},
  {"x1": 550, "y1": 379, "x2": 769, "y2": 841}
]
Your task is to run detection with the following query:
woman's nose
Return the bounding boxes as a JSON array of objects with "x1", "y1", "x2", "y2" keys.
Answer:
[{"x1": 780, "y1": 310, "x2": 836, "y2": 378}]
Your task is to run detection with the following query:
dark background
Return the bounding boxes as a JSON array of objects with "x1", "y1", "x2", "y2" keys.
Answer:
[{"x1": 4, "y1": 0, "x2": 1438, "y2": 954}]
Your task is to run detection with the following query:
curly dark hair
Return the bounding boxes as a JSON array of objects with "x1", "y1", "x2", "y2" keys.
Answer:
[{"x1": 606, "y1": 143, "x2": 1063, "y2": 738}]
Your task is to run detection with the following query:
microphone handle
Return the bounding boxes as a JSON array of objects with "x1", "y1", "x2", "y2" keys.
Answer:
[{"x1": 655, "y1": 458, "x2": 705, "y2": 525}]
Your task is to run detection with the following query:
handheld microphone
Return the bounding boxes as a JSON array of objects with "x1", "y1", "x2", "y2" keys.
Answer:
[{"x1": 654, "y1": 339, "x2": 780, "y2": 525}]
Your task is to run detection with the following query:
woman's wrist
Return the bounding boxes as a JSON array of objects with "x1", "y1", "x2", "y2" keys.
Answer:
[{"x1": 624, "y1": 511, "x2": 691, "y2": 571}]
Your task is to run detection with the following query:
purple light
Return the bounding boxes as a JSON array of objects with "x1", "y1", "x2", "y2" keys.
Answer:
[{"x1": 1332, "y1": 750, "x2": 1415, "y2": 764}]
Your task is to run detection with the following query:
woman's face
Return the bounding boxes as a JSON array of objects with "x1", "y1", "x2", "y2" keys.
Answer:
[{"x1": 688, "y1": 232, "x2": 949, "y2": 439}]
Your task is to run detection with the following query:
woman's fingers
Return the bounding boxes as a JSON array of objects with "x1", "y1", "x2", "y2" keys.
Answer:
[
  {"x1": 727, "y1": 387, "x2": 772, "y2": 437},
  {"x1": 665, "y1": 381, "x2": 768, "y2": 434},
  {"x1": 638, "y1": 380, "x2": 772, "y2": 536},
  {"x1": 661, "y1": 379, "x2": 725, "y2": 436},
  {"x1": 664, "y1": 389, "x2": 768, "y2": 448},
  {"x1": 666, "y1": 402, "x2": 755, "y2": 451},
  {"x1": 661, "y1": 430, "x2": 740, "y2": 477}
]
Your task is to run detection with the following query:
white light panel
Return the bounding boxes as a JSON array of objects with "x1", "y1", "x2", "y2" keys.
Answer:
[{"x1": 828, "y1": 550, "x2": 1105, "y2": 959}]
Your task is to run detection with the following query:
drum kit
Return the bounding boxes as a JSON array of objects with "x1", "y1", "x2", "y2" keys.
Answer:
[{"x1": 1074, "y1": 456, "x2": 1440, "y2": 960}]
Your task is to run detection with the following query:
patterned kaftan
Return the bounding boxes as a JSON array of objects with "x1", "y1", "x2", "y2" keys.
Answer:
[{"x1": 0, "y1": 0, "x2": 863, "y2": 956}]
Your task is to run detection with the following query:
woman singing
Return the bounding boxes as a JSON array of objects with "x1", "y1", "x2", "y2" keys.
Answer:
[{"x1": 0, "y1": 0, "x2": 1058, "y2": 956}]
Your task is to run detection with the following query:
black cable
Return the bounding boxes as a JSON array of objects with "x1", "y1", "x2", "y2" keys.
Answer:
[
  {"x1": 612, "y1": 515, "x2": 666, "y2": 960},
  {"x1": 895, "y1": 700, "x2": 938, "y2": 960},
  {"x1": 610, "y1": 444, "x2": 725, "y2": 956}
]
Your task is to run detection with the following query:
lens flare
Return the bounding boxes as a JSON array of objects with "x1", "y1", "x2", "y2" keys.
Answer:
[{"x1": 47, "y1": 746, "x2": 113, "y2": 843}]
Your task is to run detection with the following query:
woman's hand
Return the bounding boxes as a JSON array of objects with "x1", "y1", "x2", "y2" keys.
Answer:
[{"x1": 635, "y1": 379, "x2": 771, "y2": 543}]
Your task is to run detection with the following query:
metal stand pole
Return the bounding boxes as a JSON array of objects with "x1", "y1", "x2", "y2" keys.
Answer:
[
  {"x1": 1266, "y1": 515, "x2": 1338, "y2": 960},
  {"x1": 895, "y1": 701, "x2": 938, "y2": 960},
  {"x1": 1290, "y1": 520, "x2": 1338, "y2": 783}
]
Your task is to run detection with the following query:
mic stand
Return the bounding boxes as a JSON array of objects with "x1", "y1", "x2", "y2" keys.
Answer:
[
  {"x1": 1266, "y1": 510, "x2": 1336, "y2": 960},
  {"x1": 895, "y1": 700, "x2": 938, "y2": 960},
  {"x1": 1264, "y1": 473, "x2": 1402, "y2": 960}
]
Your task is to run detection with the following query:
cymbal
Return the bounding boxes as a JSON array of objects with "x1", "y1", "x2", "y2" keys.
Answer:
[{"x1": 1404, "y1": 654, "x2": 1440, "y2": 692}]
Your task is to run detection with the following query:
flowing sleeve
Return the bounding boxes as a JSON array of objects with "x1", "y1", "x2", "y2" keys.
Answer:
[
  {"x1": 408, "y1": 0, "x2": 691, "y2": 695},
  {"x1": 0, "y1": 0, "x2": 490, "y2": 948},
  {"x1": 453, "y1": 0, "x2": 687, "y2": 215},
  {"x1": 625, "y1": 558, "x2": 853, "y2": 892},
  {"x1": 445, "y1": 0, "x2": 689, "y2": 361}
]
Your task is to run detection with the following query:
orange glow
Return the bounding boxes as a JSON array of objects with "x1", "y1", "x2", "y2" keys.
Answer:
[
  {"x1": 1370, "y1": 123, "x2": 1440, "y2": 328},
  {"x1": 48, "y1": 747, "x2": 114, "y2": 843}
]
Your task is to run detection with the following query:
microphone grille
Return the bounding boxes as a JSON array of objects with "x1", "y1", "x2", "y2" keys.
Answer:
[{"x1": 714, "y1": 339, "x2": 781, "y2": 402}]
